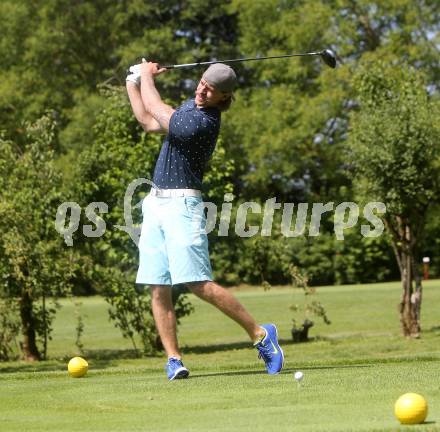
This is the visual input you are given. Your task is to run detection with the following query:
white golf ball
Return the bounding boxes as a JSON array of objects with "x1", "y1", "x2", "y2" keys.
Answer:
[{"x1": 294, "y1": 371, "x2": 304, "y2": 382}]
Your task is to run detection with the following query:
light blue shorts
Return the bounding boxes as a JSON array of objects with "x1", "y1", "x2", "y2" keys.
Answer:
[{"x1": 136, "y1": 194, "x2": 213, "y2": 286}]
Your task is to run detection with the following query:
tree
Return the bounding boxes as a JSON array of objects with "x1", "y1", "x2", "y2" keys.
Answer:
[
  {"x1": 215, "y1": 0, "x2": 439, "y2": 286},
  {"x1": 224, "y1": 0, "x2": 439, "y2": 201},
  {"x1": 348, "y1": 61, "x2": 440, "y2": 337},
  {"x1": 0, "y1": 0, "x2": 239, "y2": 144},
  {"x1": 0, "y1": 114, "x2": 75, "y2": 360}
]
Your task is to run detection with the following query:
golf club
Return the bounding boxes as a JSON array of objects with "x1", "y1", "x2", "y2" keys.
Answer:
[
  {"x1": 128, "y1": 49, "x2": 337, "y2": 74},
  {"x1": 161, "y1": 49, "x2": 337, "y2": 69}
]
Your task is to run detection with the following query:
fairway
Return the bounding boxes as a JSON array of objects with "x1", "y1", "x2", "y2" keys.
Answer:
[{"x1": 1, "y1": 280, "x2": 439, "y2": 431}]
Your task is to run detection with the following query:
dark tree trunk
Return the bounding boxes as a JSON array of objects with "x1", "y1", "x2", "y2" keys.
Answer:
[
  {"x1": 19, "y1": 289, "x2": 40, "y2": 361},
  {"x1": 397, "y1": 226, "x2": 421, "y2": 338}
]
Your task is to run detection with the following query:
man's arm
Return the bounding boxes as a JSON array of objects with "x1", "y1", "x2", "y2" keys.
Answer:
[
  {"x1": 126, "y1": 81, "x2": 165, "y2": 134},
  {"x1": 140, "y1": 61, "x2": 175, "y2": 132}
]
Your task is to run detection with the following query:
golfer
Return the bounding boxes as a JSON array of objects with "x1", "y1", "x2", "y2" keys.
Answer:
[{"x1": 126, "y1": 59, "x2": 284, "y2": 380}]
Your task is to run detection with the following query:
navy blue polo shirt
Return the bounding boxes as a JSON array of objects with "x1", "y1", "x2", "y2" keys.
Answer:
[{"x1": 152, "y1": 99, "x2": 221, "y2": 189}]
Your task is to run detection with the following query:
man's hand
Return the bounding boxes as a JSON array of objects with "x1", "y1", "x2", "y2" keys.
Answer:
[
  {"x1": 140, "y1": 58, "x2": 167, "y2": 78},
  {"x1": 137, "y1": 58, "x2": 174, "y2": 132},
  {"x1": 126, "y1": 58, "x2": 172, "y2": 133},
  {"x1": 126, "y1": 60, "x2": 167, "y2": 86}
]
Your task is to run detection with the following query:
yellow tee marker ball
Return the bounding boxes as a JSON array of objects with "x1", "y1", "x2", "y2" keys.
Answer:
[
  {"x1": 68, "y1": 356, "x2": 89, "y2": 378},
  {"x1": 394, "y1": 393, "x2": 428, "y2": 425}
]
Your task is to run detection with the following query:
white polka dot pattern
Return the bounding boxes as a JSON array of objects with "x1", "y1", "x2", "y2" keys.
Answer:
[{"x1": 152, "y1": 99, "x2": 221, "y2": 189}]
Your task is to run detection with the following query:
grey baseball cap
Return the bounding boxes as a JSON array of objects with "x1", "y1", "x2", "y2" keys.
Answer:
[{"x1": 202, "y1": 63, "x2": 237, "y2": 93}]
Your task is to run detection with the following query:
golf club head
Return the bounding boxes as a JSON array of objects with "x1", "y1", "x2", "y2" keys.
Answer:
[{"x1": 320, "y1": 49, "x2": 337, "y2": 68}]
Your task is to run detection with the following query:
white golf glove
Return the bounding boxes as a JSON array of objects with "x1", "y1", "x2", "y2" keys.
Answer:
[
  {"x1": 129, "y1": 63, "x2": 142, "y2": 74},
  {"x1": 126, "y1": 64, "x2": 141, "y2": 86},
  {"x1": 126, "y1": 59, "x2": 148, "y2": 86},
  {"x1": 126, "y1": 71, "x2": 141, "y2": 86}
]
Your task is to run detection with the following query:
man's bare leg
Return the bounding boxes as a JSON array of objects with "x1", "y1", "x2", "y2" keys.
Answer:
[
  {"x1": 150, "y1": 285, "x2": 181, "y2": 359},
  {"x1": 186, "y1": 281, "x2": 266, "y2": 343}
]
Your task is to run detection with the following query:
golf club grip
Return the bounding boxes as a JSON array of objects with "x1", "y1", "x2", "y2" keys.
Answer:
[
  {"x1": 160, "y1": 63, "x2": 202, "y2": 69},
  {"x1": 125, "y1": 65, "x2": 177, "y2": 74}
]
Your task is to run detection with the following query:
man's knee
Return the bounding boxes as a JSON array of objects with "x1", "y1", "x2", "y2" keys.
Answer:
[
  {"x1": 186, "y1": 280, "x2": 212, "y2": 298},
  {"x1": 150, "y1": 284, "x2": 171, "y2": 302}
]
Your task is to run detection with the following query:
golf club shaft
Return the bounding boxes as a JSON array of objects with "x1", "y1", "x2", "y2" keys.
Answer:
[{"x1": 161, "y1": 52, "x2": 322, "y2": 69}]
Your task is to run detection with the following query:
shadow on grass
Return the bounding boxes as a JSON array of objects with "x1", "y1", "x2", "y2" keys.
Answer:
[
  {"x1": 182, "y1": 338, "x2": 296, "y2": 354},
  {"x1": 426, "y1": 325, "x2": 440, "y2": 334},
  {"x1": 0, "y1": 359, "x2": 119, "y2": 374},
  {"x1": 82, "y1": 348, "x2": 147, "y2": 360},
  {"x1": 189, "y1": 364, "x2": 374, "y2": 379},
  {"x1": 0, "y1": 349, "x2": 162, "y2": 374},
  {"x1": 182, "y1": 335, "x2": 380, "y2": 355},
  {"x1": 189, "y1": 369, "x2": 268, "y2": 379},
  {"x1": 288, "y1": 364, "x2": 373, "y2": 372},
  {"x1": 0, "y1": 362, "x2": 67, "y2": 374}
]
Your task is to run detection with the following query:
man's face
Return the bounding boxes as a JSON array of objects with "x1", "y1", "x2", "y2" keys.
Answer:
[{"x1": 195, "y1": 79, "x2": 228, "y2": 108}]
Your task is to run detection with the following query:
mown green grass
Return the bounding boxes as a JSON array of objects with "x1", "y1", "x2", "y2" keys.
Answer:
[{"x1": 1, "y1": 280, "x2": 440, "y2": 431}]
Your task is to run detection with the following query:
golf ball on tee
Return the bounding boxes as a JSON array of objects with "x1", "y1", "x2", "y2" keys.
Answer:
[{"x1": 294, "y1": 371, "x2": 304, "y2": 382}]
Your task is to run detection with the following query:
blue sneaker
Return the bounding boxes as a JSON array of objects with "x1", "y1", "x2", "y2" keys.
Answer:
[
  {"x1": 165, "y1": 357, "x2": 189, "y2": 381},
  {"x1": 255, "y1": 324, "x2": 284, "y2": 375}
]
